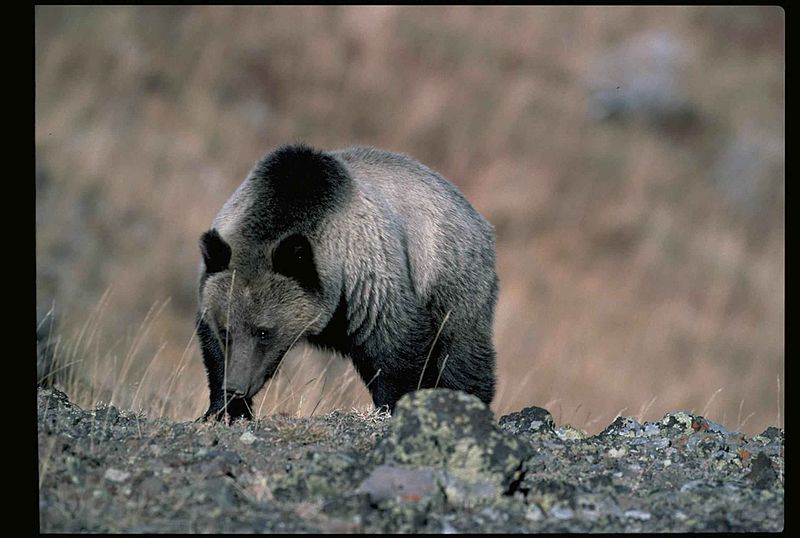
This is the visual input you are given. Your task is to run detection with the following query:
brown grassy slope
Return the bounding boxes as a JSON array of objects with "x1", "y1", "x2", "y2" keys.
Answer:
[{"x1": 35, "y1": 6, "x2": 784, "y2": 433}]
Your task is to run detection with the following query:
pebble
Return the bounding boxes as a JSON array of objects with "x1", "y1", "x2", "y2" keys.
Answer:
[
  {"x1": 607, "y1": 447, "x2": 626, "y2": 458},
  {"x1": 239, "y1": 431, "x2": 257, "y2": 445},
  {"x1": 104, "y1": 468, "x2": 130, "y2": 483},
  {"x1": 551, "y1": 505, "x2": 575, "y2": 520},
  {"x1": 625, "y1": 509, "x2": 652, "y2": 521},
  {"x1": 525, "y1": 504, "x2": 545, "y2": 522}
]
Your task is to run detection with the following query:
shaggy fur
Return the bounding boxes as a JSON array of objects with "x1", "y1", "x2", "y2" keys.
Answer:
[{"x1": 197, "y1": 144, "x2": 498, "y2": 421}]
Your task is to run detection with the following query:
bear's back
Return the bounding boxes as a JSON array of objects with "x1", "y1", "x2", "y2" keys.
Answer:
[{"x1": 332, "y1": 147, "x2": 496, "y2": 304}]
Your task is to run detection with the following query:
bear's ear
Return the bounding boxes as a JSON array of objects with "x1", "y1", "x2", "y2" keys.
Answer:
[
  {"x1": 199, "y1": 228, "x2": 232, "y2": 274},
  {"x1": 272, "y1": 234, "x2": 321, "y2": 292}
]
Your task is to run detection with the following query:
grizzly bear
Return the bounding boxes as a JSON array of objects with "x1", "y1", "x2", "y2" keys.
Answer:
[{"x1": 197, "y1": 144, "x2": 497, "y2": 421}]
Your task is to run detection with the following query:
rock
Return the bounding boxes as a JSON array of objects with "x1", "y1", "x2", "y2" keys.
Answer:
[
  {"x1": 747, "y1": 452, "x2": 777, "y2": 489},
  {"x1": 439, "y1": 471, "x2": 499, "y2": 507},
  {"x1": 755, "y1": 427, "x2": 783, "y2": 443},
  {"x1": 94, "y1": 406, "x2": 121, "y2": 425},
  {"x1": 137, "y1": 475, "x2": 166, "y2": 497},
  {"x1": 556, "y1": 425, "x2": 588, "y2": 441},
  {"x1": 356, "y1": 465, "x2": 438, "y2": 504},
  {"x1": 203, "y1": 476, "x2": 241, "y2": 508},
  {"x1": 659, "y1": 411, "x2": 702, "y2": 436},
  {"x1": 196, "y1": 449, "x2": 243, "y2": 478},
  {"x1": 239, "y1": 431, "x2": 257, "y2": 445},
  {"x1": 574, "y1": 493, "x2": 622, "y2": 521},
  {"x1": 599, "y1": 416, "x2": 644, "y2": 438},
  {"x1": 523, "y1": 478, "x2": 578, "y2": 513},
  {"x1": 38, "y1": 387, "x2": 82, "y2": 414},
  {"x1": 551, "y1": 505, "x2": 575, "y2": 520},
  {"x1": 624, "y1": 509, "x2": 652, "y2": 521},
  {"x1": 498, "y1": 406, "x2": 556, "y2": 436},
  {"x1": 606, "y1": 447, "x2": 626, "y2": 458},
  {"x1": 272, "y1": 451, "x2": 365, "y2": 502},
  {"x1": 525, "y1": 503, "x2": 545, "y2": 522},
  {"x1": 374, "y1": 389, "x2": 530, "y2": 503},
  {"x1": 104, "y1": 468, "x2": 130, "y2": 483}
]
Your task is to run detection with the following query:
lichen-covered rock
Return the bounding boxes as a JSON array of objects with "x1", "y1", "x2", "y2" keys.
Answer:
[
  {"x1": 373, "y1": 389, "x2": 530, "y2": 504},
  {"x1": 659, "y1": 410, "x2": 702, "y2": 436},
  {"x1": 555, "y1": 424, "x2": 588, "y2": 441},
  {"x1": 498, "y1": 406, "x2": 556, "y2": 437},
  {"x1": 271, "y1": 451, "x2": 366, "y2": 501},
  {"x1": 746, "y1": 452, "x2": 779, "y2": 489},
  {"x1": 599, "y1": 416, "x2": 645, "y2": 438},
  {"x1": 656, "y1": 411, "x2": 729, "y2": 437}
]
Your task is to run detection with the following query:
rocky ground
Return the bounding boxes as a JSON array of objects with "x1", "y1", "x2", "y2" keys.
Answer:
[{"x1": 38, "y1": 387, "x2": 784, "y2": 533}]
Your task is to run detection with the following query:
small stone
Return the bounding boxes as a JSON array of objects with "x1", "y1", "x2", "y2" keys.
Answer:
[
  {"x1": 642, "y1": 423, "x2": 661, "y2": 436},
  {"x1": 525, "y1": 504, "x2": 545, "y2": 522},
  {"x1": 355, "y1": 465, "x2": 437, "y2": 503},
  {"x1": 753, "y1": 427, "x2": 784, "y2": 445},
  {"x1": 197, "y1": 433, "x2": 217, "y2": 447},
  {"x1": 247, "y1": 473, "x2": 274, "y2": 503},
  {"x1": 680, "y1": 479, "x2": 706, "y2": 492},
  {"x1": 498, "y1": 406, "x2": 556, "y2": 435},
  {"x1": 607, "y1": 447, "x2": 626, "y2": 458},
  {"x1": 600, "y1": 416, "x2": 643, "y2": 437},
  {"x1": 747, "y1": 452, "x2": 777, "y2": 489},
  {"x1": 625, "y1": 509, "x2": 652, "y2": 521},
  {"x1": 704, "y1": 419, "x2": 731, "y2": 435},
  {"x1": 551, "y1": 505, "x2": 575, "y2": 520},
  {"x1": 663, "y1": 411, "x2": 694, "y2": 429},
  {"x1": 104, "y1": 468, "x2": 130, "y2": 483},
  {"x1": 478, "y1": 507, "x2": 500, "y2": 521},
  {"x1": 441, "y1": 519, "x2": 459, "y2": 533},
  {"x1": 94, "y1": 406, "x2": 120, "y2": 425},
  {"x1": 648, "y1": 438, "x2": 671, "y2": 450},
  {"x1": 139, "y1": 476, "x2": 165, "y2": 497},
  {"x1": 440, "y1": 472, "x2": 499, "y2": 506},
  {"x1": 556, "y1": 425, "x2": 587, "y2": 441},
  {"x1": 239, "y1": 431, "x2": 257, "y2": 445}
]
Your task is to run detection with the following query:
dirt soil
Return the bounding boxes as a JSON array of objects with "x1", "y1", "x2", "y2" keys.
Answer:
[{"x1": 38, "y1": 387, "x2": 784, "y2": 533}]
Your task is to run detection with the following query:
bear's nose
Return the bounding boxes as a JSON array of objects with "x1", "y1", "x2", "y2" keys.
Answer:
[{"x1": 226, "y1": 388, "x2": 246, "y2": 399}]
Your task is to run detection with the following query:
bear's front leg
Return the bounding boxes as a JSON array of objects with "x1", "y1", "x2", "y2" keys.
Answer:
[
  {"x1": 196, "y1": 395, "x2": 222, "y2": 422},
  {"x1": 196, "y1": 315, "x2": 228, "y2": 422}
]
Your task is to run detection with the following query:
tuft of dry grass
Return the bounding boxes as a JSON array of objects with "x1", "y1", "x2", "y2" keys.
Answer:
[{"x1": 36, "y1": 6, "x2": 783, "y2": 434}]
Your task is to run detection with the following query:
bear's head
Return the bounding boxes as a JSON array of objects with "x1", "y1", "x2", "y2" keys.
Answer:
[{"x1": 198, "y1": 228, "x2": 327, "y2": 400}]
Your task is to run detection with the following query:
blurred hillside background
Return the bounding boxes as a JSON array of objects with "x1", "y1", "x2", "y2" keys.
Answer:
[{"x1": 35, "y1": 6, "x2": 784, "y2": 434}]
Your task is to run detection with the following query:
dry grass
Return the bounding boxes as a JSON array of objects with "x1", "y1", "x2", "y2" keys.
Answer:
[{"x1": 36, "y1": 6, "x2": 783, "y2": 434}]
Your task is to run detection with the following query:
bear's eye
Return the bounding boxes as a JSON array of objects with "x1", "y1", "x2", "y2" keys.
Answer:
[
  {"x1": 272, "y1": 234, "x2": 321, "y2": 292},
  {"x1": 255, "y1": 328, "x2": 270, "y2": 343},
  {"x1": 218, "y1": 327, "x2": 231, "y2": 344},
  {"x1": 292, "y1": 244, "x2": 305, "y2": 261}
]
